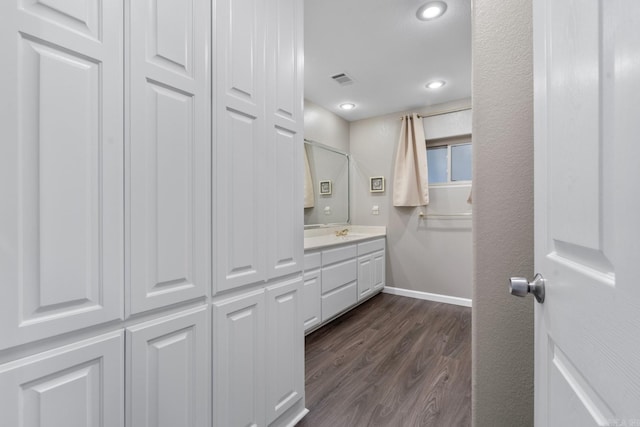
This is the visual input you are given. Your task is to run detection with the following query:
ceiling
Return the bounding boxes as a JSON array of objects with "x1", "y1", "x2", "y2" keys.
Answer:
[{"x1": 304, "y1": 0, "x2": 472, "y2": 122}]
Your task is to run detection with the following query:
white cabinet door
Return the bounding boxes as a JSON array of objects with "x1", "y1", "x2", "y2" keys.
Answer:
[
  {"x1": 0, "y1": 0, "x2": 124, "y2": 350},
  {"x1": 127, "y1": 306, "x2": 209, "y2": 427},
  {"x1": 302, "y1": 269, "x2": 322, "y2": 332},
  {"x1": 265, "y1": 0, "x2": 304, "y2": 281},
  {"x1": 215, "y1": 0, "x2": 267, "y2": 293},
  {"x1": 266, "y1": 277, "x2": 304, "y2": 424},
  {"x1": 357, "y1": 254, "x2": 373, "y2": 301},
  {"x1": 372, "y1": 250, "x2": 385, "y2": 291},
  {"x1": 0, "y1": 331, "x2": 124, "y2": 427},
  {"x1": 213, "y1": 290, "x2": 266, "y2": 427},
  {"x1": 128, "y1": 0, "x2": 211, "y2": 315}
]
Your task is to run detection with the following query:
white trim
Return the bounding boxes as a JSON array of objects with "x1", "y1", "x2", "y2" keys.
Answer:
[{"x1": 383, "y1": 286, "x2": 472, "y2": 307}]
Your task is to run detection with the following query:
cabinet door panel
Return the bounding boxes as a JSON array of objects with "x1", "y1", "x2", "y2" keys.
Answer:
[
  {"x1": 216, "y1": 109, "x2": 266, "y2": 291},
  {"x1": 357, "y1": 255, "x2": 373, "y2": 300},
  {"x1": 265, "y1": 0, "x2": 303, "y2": 281},
  {"x1": 0, "y1": 0, "x2": 123, "y2": 350},
  {"x1": 268, "y1": 0, "x2": 303, "y2": 125},
  {"x1": 373, "y1": 250, "x2": 385, "y2": 291},
  {"x1": 0, "y1": 331, "x2": 124, "y2": 427},
  {"x1": 321, "y1": 281, "x2": 357, "y2": 322},
  {"x1": 322, "y1": 258, "x2": 357, "y2": 294},
  {"x1": 215, "y1": 0, "x2": 267, "y2": 293},
  {"x1": 217, "y1": 0, "x2": 264, "y2": 110},
  {"x1": 266, "y1": 277, "x2": 304, "y2": 423},
  {"x1": 127, "y1": 306, "x2": 209, "y2": 427},
  {"x1": 129, "y1": 0, "x2": 211, "y2": 314},
  {"x1": 303, "y1": 270, "x2": 321, "y2": 332},
  {"x1": 266, "y1": 127, "x2": 303, "y2": 280},
  {"x1": 213, "y1": 290, "x2": 265, "y2": 427}
]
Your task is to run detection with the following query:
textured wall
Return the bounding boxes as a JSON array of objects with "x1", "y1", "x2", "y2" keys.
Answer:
[
  {"x1": 303, "y1": 99, "x2": 350, "y2": 152},
  {"x1": 349, "y1": 99, "x2": 473, "y2": 300},
  {"x1": 472, "y1": 0, "x2": 534, "y2": 426}
]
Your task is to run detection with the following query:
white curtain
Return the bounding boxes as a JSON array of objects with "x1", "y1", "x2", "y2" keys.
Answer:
[
  {"x1": 303, "y1": 145, "x2": 315, "y2": 208},
  {"x1": 393, "y1": 113, "x2": 429, "y2": 206}
]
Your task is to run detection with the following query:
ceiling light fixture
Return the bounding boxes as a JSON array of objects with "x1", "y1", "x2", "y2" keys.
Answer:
[
  {"x1": 426, "y1": 80, "x2": 446, "y2": 89},
  {"x1": 416, "y1": 1, "x2": 447, "y2": 21},
  {"x1": 340, "y1": 103, "x2": 356, "y2": 110}
]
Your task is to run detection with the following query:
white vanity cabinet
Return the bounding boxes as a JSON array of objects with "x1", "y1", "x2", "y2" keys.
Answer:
[
  {"x1": 321, "y1": 245, "x2": 358, "y2": 322},
  {"x1": 303, "y1": 252, "x2": 322, "y2": 331},
  {"x1": 303, "y1": 237, "x2": 386, "y2": 333},
  {"x1": 357, "y1": 239, "x2": 386, "y2": 301}
]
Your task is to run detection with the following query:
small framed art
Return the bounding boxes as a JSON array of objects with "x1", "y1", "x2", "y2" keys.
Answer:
[
  {"x1": 370, "y1": 176, "x2": 385, "y2": 193},
  {"x1": 319, "y1": 180, "x2": 332, "y2": 195}
]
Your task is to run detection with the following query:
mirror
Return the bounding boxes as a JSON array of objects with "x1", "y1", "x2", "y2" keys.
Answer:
[{"x1": 303, "y1": 140, "x2": 350, "y2": 227}]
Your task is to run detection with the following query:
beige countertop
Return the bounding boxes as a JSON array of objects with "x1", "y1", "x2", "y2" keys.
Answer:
[{"x1": 303, "y1": 225, "x2": 386, "y2": 250}]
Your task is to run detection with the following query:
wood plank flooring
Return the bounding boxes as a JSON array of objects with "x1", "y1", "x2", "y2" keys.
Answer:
[{"x1": 298, "y1": 293, "x2": 471, "y2": 427}]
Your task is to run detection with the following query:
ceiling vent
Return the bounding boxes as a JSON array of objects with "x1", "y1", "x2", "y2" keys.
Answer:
[{"x1": 331, "y1": 72, "x2": 355, "y2": 86}]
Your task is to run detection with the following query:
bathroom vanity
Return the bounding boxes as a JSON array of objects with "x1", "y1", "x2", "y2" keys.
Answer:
[{"x1": 302, "y1": 226, "x2": 386, "y2": 333}]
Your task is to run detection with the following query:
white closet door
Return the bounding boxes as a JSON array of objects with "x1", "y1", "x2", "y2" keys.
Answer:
[
  {"x1": 215, "y1": 0, "x2": 267, "y2": 293},
  {"x1": 266, "y1": 277, "x2": 304, "y2": 424},
  {"x1": 128, "y1": 0, "x2": 211, "y2": 315},
  {"x1": 0, "y1": 331, "x2": 124, "y2": 427},
  {"x1": 265, "y1": 0, "x2": 304, "y2": 280},
  {"x1": 0, "y1": 0, "x2": 124, "y2": 350},
  {"x1": 127, "y1": 306, "x2": 209, "y2": 427},
  {"x1": 213, "y1": 290, "x2": 266, "y2": 427}
]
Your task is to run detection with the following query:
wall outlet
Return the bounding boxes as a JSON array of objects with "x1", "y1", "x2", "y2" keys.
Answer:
[
  {"x1": 372, "y1": 205, "x2": 379, "y2": 215},
  {"x1": 324, "y1": 206, "x2": 331, "y2": 215}
]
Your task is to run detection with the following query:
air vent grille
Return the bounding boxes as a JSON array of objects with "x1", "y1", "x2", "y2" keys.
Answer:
[{"x1": 331, "y1": 72, "x2": 354, "y2": 86}]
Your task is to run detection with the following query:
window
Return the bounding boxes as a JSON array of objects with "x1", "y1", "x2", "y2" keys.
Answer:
[{"x1": 426, "y1": 142, "x2": 472, "y2": 184}]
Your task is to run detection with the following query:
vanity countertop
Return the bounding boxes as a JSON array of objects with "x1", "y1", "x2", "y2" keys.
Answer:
[{"x1": 304, "y1": 225, "x2": 386, "y2": 250}]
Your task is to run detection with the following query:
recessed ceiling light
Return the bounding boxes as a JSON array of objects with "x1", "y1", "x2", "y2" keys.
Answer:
[
  {"x1": 340, "y1": 103, "x2": 356, "y2": 110},
  {"x1": 416, "y1": 1, "x2": 447, "y2": 21},
  {"x1": 426, "y1": 80, "x2": 446, "y2": 89}
]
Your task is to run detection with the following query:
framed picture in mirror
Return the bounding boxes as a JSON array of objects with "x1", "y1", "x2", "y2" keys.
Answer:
[{"x1": 370, "y1": 176, "x2": 385, "y2": 193}]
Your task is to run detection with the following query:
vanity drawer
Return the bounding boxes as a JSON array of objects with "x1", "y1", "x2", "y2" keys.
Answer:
[
  {"x1": 357, "y1": 238, "x2": 385, "y2": 256},
  {"x1": 322, "y1": 259, "x2": 357, "y2": 294},
  {"x1": 321, "y1": 281, "x2": 357, "y2": 322},
  {"x1": 322, "y1": 244, "x2": 357, "y2": 266},
  {"x1": 304, "y1": 251, "x2": 321, "y2": 271}
]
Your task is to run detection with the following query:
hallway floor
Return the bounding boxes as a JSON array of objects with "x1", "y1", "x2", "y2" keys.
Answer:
[{"x1": 298, "y1": 293, "x2": 471, "y2": 427}]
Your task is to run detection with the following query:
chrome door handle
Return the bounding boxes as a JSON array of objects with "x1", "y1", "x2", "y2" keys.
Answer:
[{"x1": 509, "y1": 274, "x2": 545, "y2": 303}]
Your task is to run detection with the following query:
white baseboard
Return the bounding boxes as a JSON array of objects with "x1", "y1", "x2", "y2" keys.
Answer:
[{"x1": 383, "y1": 286, "x2": 472, "y2": 307}]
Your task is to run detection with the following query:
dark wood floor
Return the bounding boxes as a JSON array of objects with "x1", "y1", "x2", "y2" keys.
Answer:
[{"x1": 298, "y1": 293, "x2": 471, "y2": 427}]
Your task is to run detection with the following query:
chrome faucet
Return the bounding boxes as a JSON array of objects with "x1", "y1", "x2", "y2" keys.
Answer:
[{"x1": 335, "y1": 228, "x2": 349, "y2": 237}]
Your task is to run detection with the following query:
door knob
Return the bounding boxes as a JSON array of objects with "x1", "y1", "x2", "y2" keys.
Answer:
[{"x1": 509, "y1": 274, "x2": 545, "y2": 303}]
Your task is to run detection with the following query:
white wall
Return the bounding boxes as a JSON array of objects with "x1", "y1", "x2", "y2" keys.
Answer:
[
  {"x1": 472, "y1": 0, "x2": 534, "y2": 425},
  {"x1": 349, "y1": 99, "x2": 473, "y2": 300},
  {"x1": 303, "y1": 99, "x2": 350, "y2": 152}
]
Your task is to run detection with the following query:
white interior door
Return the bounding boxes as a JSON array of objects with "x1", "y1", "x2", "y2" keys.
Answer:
[{"x1": 533, "y1": 1, "x2": 640, "y2": 425}]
